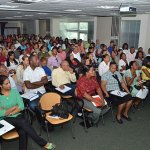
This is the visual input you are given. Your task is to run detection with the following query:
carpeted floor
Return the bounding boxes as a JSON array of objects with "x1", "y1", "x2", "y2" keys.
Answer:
[{"x1": 2, "y1": 99, "x2": 150, "y2": 150}]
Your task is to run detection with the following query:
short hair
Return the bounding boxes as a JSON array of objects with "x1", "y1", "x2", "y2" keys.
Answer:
[
  {"x1": 129, "y1": 61, "x2": 136, "y2": 69},
  {"x1": 40, "y1": 57, "x2": 47, "y2": 62},
  {"x1": 110, "y1": 61, "x2": 117, "y2": 66},
  {"x1": 120, "y1": 53, "x2": 126, "y2": 59},
  {"x1": 78, "y1": 65, "x2": 92, "y2": 76},
  {"x1": 52, "y1": 46, "x2": 58, "y2": 51}
]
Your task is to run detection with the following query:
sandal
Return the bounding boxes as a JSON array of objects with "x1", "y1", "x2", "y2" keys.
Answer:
[{"x1": 45, "y1": 143, "x2": 56, "y2": 150}]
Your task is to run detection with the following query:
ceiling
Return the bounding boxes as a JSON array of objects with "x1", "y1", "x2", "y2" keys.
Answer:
[{"x1": 0, "y1": 0, "x2": 150, "y2": 20}]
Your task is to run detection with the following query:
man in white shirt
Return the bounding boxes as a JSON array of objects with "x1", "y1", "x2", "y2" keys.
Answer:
[
  {"x1": 0, "y1": 64, "x2": 17, "y2": 89},
  {"x1": 126, "y1": 47, "x2": 136, "y2": 63},
  {"x1": 23, "y1": 54, "x2": 48, "y2": 110},
  {"x1": 98, "y1": 54, "x2": 110, "y2": 76},
  {"x1": 72, "y1": 47, "x2": 81, "y2": 62}
]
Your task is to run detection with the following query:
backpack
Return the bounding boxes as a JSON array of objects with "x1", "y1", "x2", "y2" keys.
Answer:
[{"x1": 50, "y1": 103, "x2": 69, "y2": 119}]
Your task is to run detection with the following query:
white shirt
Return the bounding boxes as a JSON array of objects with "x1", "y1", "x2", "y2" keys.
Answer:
[
  {"x1": 5, "y1": 60, "x2": 19, "y2": 71},
  {"x1": 126, "y1": 52, "x2": 136, "y2": 63},
  {"x1": 72, "y1": 52, "x2": 81, "y2": 62},
  {"x1": 98, "y1": 61, "x2": 110, "y2": 76},
  {"x1": 23, "y1": 66, "x2": 46, "y2": 94},
  {"x1": 123, "y1": 49, "x2": 129, "y2": 55},
  {"x1": 119, "y1": 59, "x2": 127, "y2": 74},
  {"x1": 9, "y1": 76, "x2": 17, "y2": 89}
]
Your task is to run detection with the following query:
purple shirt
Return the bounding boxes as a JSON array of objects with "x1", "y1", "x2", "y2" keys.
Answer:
[{"x1": 47, "y1": 55, "x2": 62, "y2": 68}]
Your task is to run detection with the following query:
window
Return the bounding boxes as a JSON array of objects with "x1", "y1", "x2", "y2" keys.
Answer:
[
  {"x1": 59, "y1": 22, "x2": 88, "y2": 41},
  {"x1": 120, "y1": 20, "x2": 140, "y2": 49}
]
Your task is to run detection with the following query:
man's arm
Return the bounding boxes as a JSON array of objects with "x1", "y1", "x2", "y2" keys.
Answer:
[{"x1": 24, "y1": 76, "x2": 48, "y2": 89}]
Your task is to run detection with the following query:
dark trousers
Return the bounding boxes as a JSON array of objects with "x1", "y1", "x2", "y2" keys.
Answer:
[{"x1": 4, "y1": 114, "x2": 47, "y2": 150}]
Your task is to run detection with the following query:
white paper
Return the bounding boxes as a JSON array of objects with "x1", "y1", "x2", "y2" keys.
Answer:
[
  {"x1": 136, "y1": 87, "x2": 149, "y2": 99},
  {"x1": 55, "y1": 85, "x2": 71, "y2": 93},
  {"x1": 110, "y1": 90, "x2": 128, "y2": 97},
  {"x1": 21, "y1": 92, "x2": 39, "y2": 101},
  {"x1": 0, "y1": 120, "x2": 15, "y2": 136},
  {"x1": 48, "y1": 115, "x2": 60, "y2": 119}
]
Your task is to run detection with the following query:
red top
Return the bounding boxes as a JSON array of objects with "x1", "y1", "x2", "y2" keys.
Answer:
[{"x1": 76, "y1": 76, "x2": 100, "y2": 99}]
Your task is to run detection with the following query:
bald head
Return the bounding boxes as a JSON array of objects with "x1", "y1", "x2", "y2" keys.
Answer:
[
  {"x1": 61, "y1": 60, "x2": 70, "y2": 71},
  {"x1": 0, "y1": 64, "x2": 9, "y2": 77}
]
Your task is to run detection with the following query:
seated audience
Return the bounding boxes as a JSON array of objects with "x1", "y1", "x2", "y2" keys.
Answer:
[
  {"x1": 57, "y1": 46, "x2": 66, "y2": 61},
  {"x1": 141, "y1": 56, "x2": 150, "y2": 90},
  {"x1": 76, "y1": 65, "x2": 107, "y2": 125},
  {"x1": 126, "y1": 47, "x2": 136, "y2": 63},
  {"x1": 41, "y1": 57, "x2": 52, "y2": 77},
  {"x1": 122, "y1": 43, "x2": 129, "y2": 55},
  {"x1": 0, "y1": 64, "x2": 17, "y2": 89},
  {"x1": 52, "y1": 60, "x2": 76, "y2": 96},
  {"x1": 5, "y1": 51, "x2": 19, "y2": 74},
  {"x1": 124, "y1": 61, "x2": 144, "y2": 107},
  {"x1": 16, "y1": 56, "x2": 29, "y2": 92},
  {"x1": 101, "y1": 62, "x2": 133, "y2": 124},
  {"x1": 118, "y1": 53, "x2": 129, "y2": 75},
  {"x1": 98, "y1": 54, "x2": 110, "y2": 76},
  {"x1": 47, "y1": 47, "x2": 62, "y2": 69},
  {"x1": 23, "y1": 54, "x2": 48, "y2": 110},
  {"x1": 0, "y1": 47, "x2": 6, "y2": 64},
  {"x1": 38, "y1": 45, "x2": 49, "y2": 60},
  {"x1": 0, "y1": 75, "x2": 55, "y2": 150},
  {"x1": 72, "y1": 46, "x2": 81, "y2": 62},
  {"x1": 135, "y1": 51, "x2": 144, "y2": 69}
]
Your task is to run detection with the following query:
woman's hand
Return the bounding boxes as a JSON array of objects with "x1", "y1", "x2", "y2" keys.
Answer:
[{"x1": 5, "y1": 106, "x2": 18, "y2": 116}]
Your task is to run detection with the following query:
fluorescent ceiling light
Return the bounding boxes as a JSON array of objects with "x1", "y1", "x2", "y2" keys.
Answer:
[
  {"x1": 0, "y1": 5, "x2": 18, "y2": 8},
  {"x1": 64, "y1": 9, "x2": 82, "y2": 12},
  {"x1": 13, "y1": 15, "x2": 22, "y2": 17},
  {"x1": 5, "y1": 17, "x2": 13, "y2": 19},
  {"x1": 24, "y1": 14, "x2": 33, "y2": 16},
  {"x1": 96, "y1": 6, "x2": 118, "y2": 9},
  {"x1": 38, "y1": 13, "x2": 48, "y2": 15}
]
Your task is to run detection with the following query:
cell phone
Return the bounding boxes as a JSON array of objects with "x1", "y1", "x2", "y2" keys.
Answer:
[{"x1": 0, "y1": 123, "x2": 4, "y2": 128}]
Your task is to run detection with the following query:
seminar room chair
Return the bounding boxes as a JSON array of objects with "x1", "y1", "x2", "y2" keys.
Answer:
[{"x1": 36, "y1": 92, "x2": 75, "y2": 141}]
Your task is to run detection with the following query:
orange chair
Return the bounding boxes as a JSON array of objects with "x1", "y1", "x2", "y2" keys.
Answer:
[{"x1": 38, "y1": 93, "x2": 75, "y2": 141}]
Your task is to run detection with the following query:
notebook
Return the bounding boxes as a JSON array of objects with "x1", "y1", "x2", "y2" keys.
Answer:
[
  {"x1": 55, "y1": 85, "x2": 71, "y2": 93},
  {"x1": 21, "y1": 92, "x2": 39, "y2": 101},
  {"x1": 0, "y1": 120, "x2": 15, "y2": 136},
  {"x1": 110, "y1": 90, "x2": 128, "y2": 97},
  {"x1": 92, "y1": 95, "x2": 107, "y2": 107}
]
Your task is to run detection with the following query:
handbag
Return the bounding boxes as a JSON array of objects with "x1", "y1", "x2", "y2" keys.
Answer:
[{"x1": 50, "y1": 103, "x2": 69, "y2": 119}]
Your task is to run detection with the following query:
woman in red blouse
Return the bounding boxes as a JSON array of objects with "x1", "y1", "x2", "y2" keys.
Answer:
[{"x1": 76, "y1": 65, "x2": 105, "y2": 125}]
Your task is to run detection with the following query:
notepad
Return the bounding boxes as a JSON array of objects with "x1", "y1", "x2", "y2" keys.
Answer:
[
  {"x1": 92, "y1": 95, "x2": 107, "y2": 107},
  {"x1": 55, "y1": 85, "x2": 71, "y2": 93},
  {"x1": 0, "y1": 120, "x2": 15, "y2": 136},
  {"x1": 110, "y1": 90, "x2": 128, "y2": 97},
  {"x1": 21, "y1": 92, "x2": 39, "y2": 101}
]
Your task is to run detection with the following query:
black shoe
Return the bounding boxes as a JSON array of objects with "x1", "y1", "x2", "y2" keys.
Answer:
[
  {"x1": 116, "y1": 116, "x2": 123, "y2": 124},
  {"x1": 122, "y1": 115, "x2": 132, "y2": 121}
]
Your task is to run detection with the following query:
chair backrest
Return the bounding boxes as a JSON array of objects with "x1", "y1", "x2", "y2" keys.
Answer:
[
  {"x1": 39, "y1": 93, "x2": 61, "y2": 111},
  {"x1": 2, "y1": 130, "x2": 19, "y2": 140}
]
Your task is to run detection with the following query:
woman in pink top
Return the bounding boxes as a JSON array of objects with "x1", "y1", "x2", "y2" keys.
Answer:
[{"x1": 57, "y1": 46, "x2": 66, "y2": 61}]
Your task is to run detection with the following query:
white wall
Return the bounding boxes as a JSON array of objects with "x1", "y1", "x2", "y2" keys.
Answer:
[
  {"x1": 122, "y1": 14, "x2": 150, "y2": 54},
  {"x1": 94, "y1": 17, "x2": 112, "y2": 46}
]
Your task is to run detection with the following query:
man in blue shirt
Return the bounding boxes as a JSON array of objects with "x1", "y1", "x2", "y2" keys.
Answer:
[{"x1": 107, "y1": 40, "x2": 114, "y2": 55}]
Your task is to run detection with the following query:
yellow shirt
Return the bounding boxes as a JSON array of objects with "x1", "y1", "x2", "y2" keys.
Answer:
[
  {"x1": 142, "y1": 66, "x2": 150, "y2": 81},
  {"x1": 52, "y1": 67, "x2": 76, "y2": 87}
]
